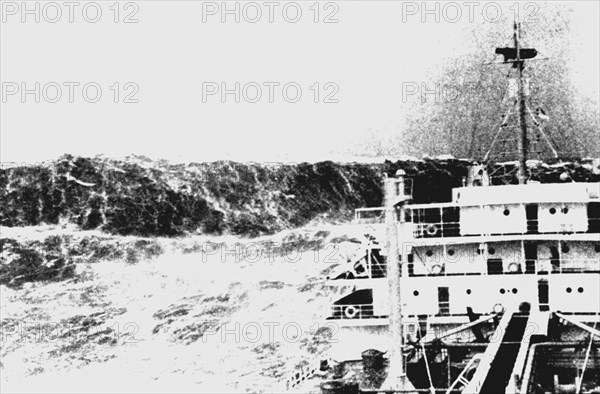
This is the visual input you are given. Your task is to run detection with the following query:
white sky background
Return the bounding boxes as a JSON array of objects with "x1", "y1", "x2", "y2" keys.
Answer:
[{"x1": 1, "y1": 0, "x2": 598, "y2": 164}]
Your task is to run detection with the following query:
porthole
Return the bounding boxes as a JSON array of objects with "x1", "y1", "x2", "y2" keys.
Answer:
[
  {"x1": 578, "y1": 287, "x2": 584, "y2": 293},
  {"x1": 595, "y1": 245, "x2": 600, "y2": 253},
  {"x1": 512, "y1": 288, "x2": 518, "y2": 294},
  {"x1": 566, "y1": 287, "x2": 572, "y2": 293},
  {"x1": 426, "y1": 250, "x2": 433, "y2": 257},
  {"x1": 503, "y1": 209, "x2": 510, "y2": 216},
  {"x1": 549, "y1": 207, "x2": 556, "y2": 215},
  {"x1": 466, "y1": 289, "x2": 472, "y2": 295},
  {"x1": 413, "y1": 290, "x2": 420, "y2": 296},
  {"x1": 448, "y1": 249, "x2": 455, "y2": 256},
  {"x1": 500, "y1": 288, "x2": 506, "y2": 294},
  {"x1": 562, "y1": 207, "x2": 569, "y2": 214},
  {"x1": 489, "y1": 247, "x2": 496, "y2": 255},
  {"x1": 562, "y1": 245, "x2": 570, "y2": 253}
]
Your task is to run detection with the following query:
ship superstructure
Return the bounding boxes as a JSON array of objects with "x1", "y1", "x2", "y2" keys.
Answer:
[
  {"x1": 287, "y1": 21, "x2": 600, "y2": 394},
  {"x1": 331, "y1": 177, "x2": 599, "y2": 322}
]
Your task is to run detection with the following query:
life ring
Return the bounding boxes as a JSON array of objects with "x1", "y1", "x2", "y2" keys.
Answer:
[
  {"x1": 426, "y1": 224, "x2": 440, "y2": 237},
  {"x1": 344, "y1": 305, "x2": 359, "y2": 319}
]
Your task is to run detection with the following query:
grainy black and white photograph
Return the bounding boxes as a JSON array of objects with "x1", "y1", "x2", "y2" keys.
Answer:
[{"x1": 1, "y1": 1, "x2": 599, "y2": 393}]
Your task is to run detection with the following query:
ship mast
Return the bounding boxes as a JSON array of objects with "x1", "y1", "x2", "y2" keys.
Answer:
[
  {"x1": 485, "y1": 22, "x2": 555, "y2": 181},
  {"x1": 514, "y1": 21, "x2": 529, "y2": 185},
  {"x1": 382, "y1": 174, "x2": 415, "y2": 392}
]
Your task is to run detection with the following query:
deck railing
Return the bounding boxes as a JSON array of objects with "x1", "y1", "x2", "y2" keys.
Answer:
[
  {"x1": 412, "y1": 220, "x2": 599, "y2": 239},
  {"x1": 412, "y1": 222, "x2": 461, "y2": 238},
  {"x1": 407, "y1": 258, "x2": 599, "y2": 277},
  {"x1": 328, "y1": 258, "x2": 599, "y2": 281},
  {"x1": 354, "y1": 207, "x2": 386, "y2": 224},
  {"x1": 330, "y1": 304, "x2": 376, "y2": 320},
  {"x1": 353, "y1": 217, "x2": 599, "y2": 239}
]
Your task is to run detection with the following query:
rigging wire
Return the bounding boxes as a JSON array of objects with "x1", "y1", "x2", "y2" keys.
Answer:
[{"x1": 575, "y1": 316, "x2": 598, "y2": 394}]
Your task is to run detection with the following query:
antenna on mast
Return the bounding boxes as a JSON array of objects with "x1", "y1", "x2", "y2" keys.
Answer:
[
  {"x1": 514, "y1": 20, "x2": 529, "y2": 184},
  {"x1": 485, "y1": 21, "x2": 558, "y2": 183}
]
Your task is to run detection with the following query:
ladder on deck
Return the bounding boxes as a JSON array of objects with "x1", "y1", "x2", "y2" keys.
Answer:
[{"x1": 444, "y1": 354, "x2": 483, "y2": 394}]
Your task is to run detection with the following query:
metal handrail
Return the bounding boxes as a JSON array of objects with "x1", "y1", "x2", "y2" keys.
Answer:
[
  {"x1": 461, "y1": 309, "x2": 516, "y2": 393},
  {"x1": 407, "y1": 258, "x2": 599, "y2": 277},
  {"x1": 411, "y1": 220, "x2": 598, "y2": 238},
  {"x1": 444, "y1": 353, "x2": 483, "y2": 394},
  {"x1": 354, "y1": 207, "x2": 386, "y2": 223},
  {"x1": 330, "y1": 304, "x2": 375, "y2": 319}
]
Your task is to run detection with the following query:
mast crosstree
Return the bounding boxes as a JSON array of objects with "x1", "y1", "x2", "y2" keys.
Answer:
[{"x1": 484, "y1": 22, "x2": 559, "y2": 183}]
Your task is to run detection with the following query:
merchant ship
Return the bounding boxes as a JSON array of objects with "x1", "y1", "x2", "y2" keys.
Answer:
[{"x1": 286, "y1": 21, "x2": 600, "y2": 394}]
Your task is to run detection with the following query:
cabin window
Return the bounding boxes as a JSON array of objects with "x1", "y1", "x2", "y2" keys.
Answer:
[
  {"x1": 512, "y1": 288, "x2": 518, "y2": 294},
  {"x1": 549, "y1": 207, "x2": 556, "y2": 215},
  {"x1": 566, "y1": 287, "x2": 572, "y2": 293},
  {"x1": 407, "y1": 254, "x2": 415, "y2": 277},
  {"x1": 550, "y1": 246, "x2": 560, "y2": 272},
  {"x1": 538, "y1": 279, "x2": 549, "y2": 311},
  {"x1": 466, "y1": 289, "x2": 471, "y2": 295},
  {"x1": 441, "y1": 207, "x2": 460, "y2": 237},
  {"x1": 526, "y1": 204, "x2": 539, "y2": 234},
  {"x1": 588, "y1": 202, "x2": 600, "y2": 233},
  {"x1": 437, "y1": 287, "x2": 450, "y2": 316},
  {"x1": 561, "y1": 207, "x2": 569, "y2": 214},
  {"x1": 595, "y1": 245, "x2": 600, "y2": 253},
  {"x1": 487, "y1": 258, "x2": 503, "y2": 274},
  {"x1": 423, "y1": 208, "x2": 441, "y2": 224},
  {"x1": 561, "y1": 244, "x2": 570, "y2": 253},
  {"x1": 503, "y1": 208, "x2": 510, "y2": 216},
  {"x1": 488, "y1": 247, "x2": 496, "y2": 255},
  {"x1": 500, "y1": 288, "x2": 506, "y2": 294},
  {"x1": 447, "y1": 249, "x2": 455, "y2": 256},
  {"x1": 524, "y1": 242, "x2": 537, "y2": 274},
  {"x1": 413, "y1": 290, "x2": 419, "y2": 296},
  {"x1": 426, "y1": 250, "x2": 433, "y2": 257},
  {"x1": 578, "y1": 287, "x2": 584, "y2": 293}
]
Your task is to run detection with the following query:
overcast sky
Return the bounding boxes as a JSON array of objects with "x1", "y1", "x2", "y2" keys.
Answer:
[{"x1": 1, "y1": 0, "x2": 598, "y2": 164}]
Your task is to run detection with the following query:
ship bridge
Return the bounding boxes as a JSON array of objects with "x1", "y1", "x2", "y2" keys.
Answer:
[
  {"x1": 407, "y1": 182, "x2": 600, "y2": 239},
  {"x1": 452, "y1": 182, "x2": 598, "y2": 205}
]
